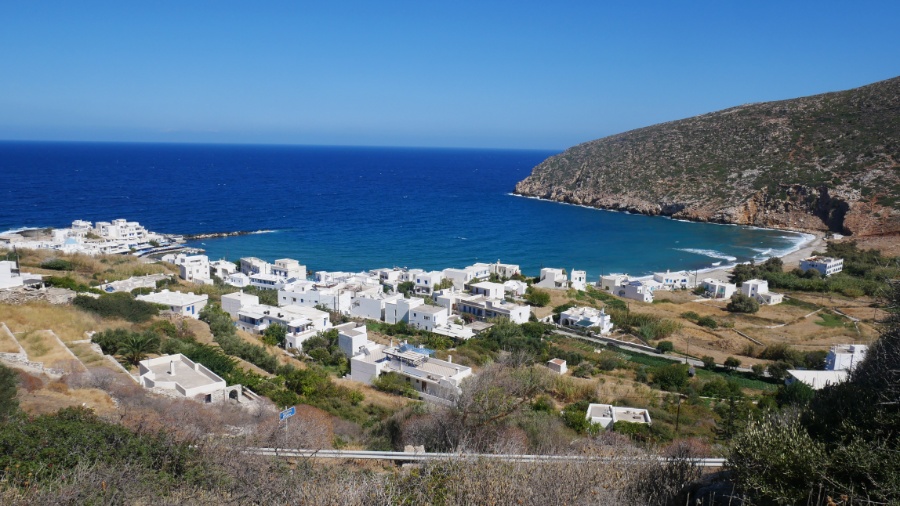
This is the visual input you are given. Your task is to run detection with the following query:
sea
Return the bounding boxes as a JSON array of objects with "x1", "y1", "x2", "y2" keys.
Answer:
[{"x1": 0, "y1": 141, "x2": 811, "y2": 278}]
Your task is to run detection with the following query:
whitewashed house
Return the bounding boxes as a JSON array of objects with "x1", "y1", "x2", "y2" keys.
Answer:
[
  {"x1": 221, "y1": 291, "x2": 259, "y2": 318},
  {"x1": 225, "y1": 272, "x2": 251, "y2": 288},
  {"x1": 800, "y1": 256, "x2": 844, "y2": 277},
  {"x1": 586, "y1": 403, "x2": 652, "y2": 429},
  {"x1": 350, "y1": 291, "x2": 404, "y2": 321},
  {"x1": 138, "y1": 354, "x2": 242, "y2": 403},
  {"x1": 137, "y1": 290, "x2": 208, "y2": 319},
  {"x1": 272, "y1": 258, "x2": 305, "y2": 279},
  {"x1": 653, "y1": 270, "x2": 693, "y2": 290},
  {"x1": 240, "y1": 257, "x2": 271, "y2": 276},
  {"x1": 599, "y1": 273, "x2": 630, "y2": 293},
  {"x1": 249, "y1": 272, "x2": 284, "y2": 290},
  {"x1": 174, "y1": 254, "x2": 212, "y2": 284},
  {"x1": 350, "y1": 344, "x2": 473, "y2": 400},
  {"x1": 825, "y1": 344, "x2": 868, "y2": 371},
  {"x1": 94, "y1": 219, "x2": 149, "y2": 243},
  {"x1": 569, "y1": 270, "x2": 588, "y2": 291},
  {"x1": 409, "y1": 304, "x2": 450, "y2": 332},
  {"x1": 414, "y1": 271, "x2": 445, "y2": 295},
  {"x1": 384, "y1": 297, "x2": 425, "y2": 325},
  {"x1": 0, "y1": 260, "x2": 42, "y2": 290},
  {"x1": 740, "y1": 279, "x2": 783, "y2": 305},
  {"x1": 489, "y1": 261, "x2": 521, "y2": 279},
  {"x1": 617, "y1": 280, "x2": 657, "y2": 303},
  {"x1": 336, "y1": 322, "x2": 370, "y2": 357},
  {"x1": 236, "y1": 303, "x2": 332, "y2": 349},
  {"x1": 210, "y1": 259, "x2": 237, "y2": 279},
  {"x1": 535, "y1": 268, "x2": 567, "y2": 289},
  {"x1": 547, "y1": 358, "x2": 567, "y2": 375},
  {"x1": 503, "y1": 280, "x2": 528, "y2": 297},
  {"x1": 559, "y1": 306, "x2": 614, "y2": 334},
  {"x1": 702, "y1": 278, "x2": 737, "y2": 299},
  {"x1": 457, "y1": 296, "x2": 531, "y2": 324},
  {"x1": 470, "y1": 281, "x2": 506, "y2": 300}
]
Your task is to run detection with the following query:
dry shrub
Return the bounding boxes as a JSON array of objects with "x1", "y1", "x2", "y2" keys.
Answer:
[
  {"x1": 46, "y1": 380, "x2": 69, "y2": 394},
  {"x1": 15, "y1": 370, "x2": 44, "y2": 392},
  {"x1": 551, "y1": 374, "x2": 596, "y2": 403}
]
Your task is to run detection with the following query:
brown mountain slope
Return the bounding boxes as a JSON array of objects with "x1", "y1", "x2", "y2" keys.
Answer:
[{"x1": 515, "y1": 76, "x2": 900, "y2": 236}]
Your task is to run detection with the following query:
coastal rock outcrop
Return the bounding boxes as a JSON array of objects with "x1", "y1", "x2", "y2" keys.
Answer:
[{"x1": 515, "y1": 76, "x2": 900, "y2": 236}]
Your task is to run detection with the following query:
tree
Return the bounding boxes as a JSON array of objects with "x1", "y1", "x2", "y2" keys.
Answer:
[
  {"x1": 525, "y1": 287, "x2": 551, "y2": 307},
  {"x1": 262, "y1": 323, "x2": 287, "y2": 347},
  {"x1": 117, "y1": 331, "x2": 161, "y2": 365},
  {"x1": 723, "y1": 356, "x2": 741, "y2": 371},
  {"x1": 726, "y1": 293, "x2": 759, "y2": 314},
  {"x1": 656, "y1": 341, "x2": 674, "y2": 354},
  {"x1": 652, "y1": 364, "x2": 690, "y2": 391},
  {"x1": 701, "y1": 356, "x2": 716, "y2": 370}
]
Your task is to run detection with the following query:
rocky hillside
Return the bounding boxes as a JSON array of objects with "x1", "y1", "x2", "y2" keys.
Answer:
[{"x1": 515, "y1": 76, "x2": 900, "y2": 236}]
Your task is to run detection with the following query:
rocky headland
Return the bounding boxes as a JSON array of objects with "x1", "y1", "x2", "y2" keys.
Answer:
[{"x1": 515, "y1": 76, "x2": 900, "y2": 236}]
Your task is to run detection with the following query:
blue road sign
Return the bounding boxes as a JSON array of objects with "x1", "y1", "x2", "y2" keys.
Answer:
[{"x1": 279, "y1": 406, "x2": 296, "y2": 421}]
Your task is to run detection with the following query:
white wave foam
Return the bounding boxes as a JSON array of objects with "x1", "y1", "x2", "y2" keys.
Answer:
[
  {"x1": 0, "y1": 226, "x2": 43, "y2": 235},
  {"x1": 676, "y1": 248, "x2": 738, "y2": 262}
]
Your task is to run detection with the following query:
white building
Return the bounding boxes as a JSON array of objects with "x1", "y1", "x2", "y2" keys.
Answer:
[
  {"x1": 616, "y1": 280, "x2": 657, "y2": 303},
  {"x1": 138, "y1": 354, "x2": 242, "y2": 403},
  {"x1": 249, "y1": 272, "x2": 284, "y2": 290},
  {"x1": 570, "y1": 270, "x2": 588, "y2": 291},
  {"x1": 489, "y1": 261, "x2": 521, "y2": 279},
  {"x1": 503, "y1": 280, "x2": 528, "y2": 297},
  {"x1": 336, "y1": 322, "x2": 370, "y2": 357},
  {"x1": 94, "y1": 219, "x2": 149, "y2": 242},
  {"x1": 559, "y1": 306, "x2": 614, "y2": 334},
  {"x1": 136, "y1": 290, "x2": 208, "y2": 319},
  {"x1": 409, "y1": 304, "x2": 450, "y2": 332},
  {"x1": 586, "y1": 403, "x2": 652, "y2": 429},
  {"x1": 350, "y1": 344, "x2": 473, "y2": 400},
  {"x1": 740, "y1": 279, "x2": 784, "y2": 305},
  {"x1": 653, "y1": 270, "x2": 693, "y2": 290},
  {"x1": 470, "y1": 281, "x2": 506, "y2": 300},
  {"x1": 825, "y1": 344, "x2": 868, "y2": 371},
  {"x1": 221, "y1": 291, "x2": 260, "y2": 318},
  {"x1": 173, "y1": 254, "x2": 211, "y2": 284},
  {"x1": 785, "y1": 370, "x2": 848, "y2": 390},
  {"x1": 414, "y1": 271, "x2": 444, "y2": 295},
  {"x1": 800, "y1": 256, "x2": 844, "y2": 277},
  {"x1": 599, "y1": 273, "x2": 629, "y2": 293},
  {"x1": 272, "y1": 258, "x2": 306, "y2": 279},
  {"x1": 236, "y1": 303, "x2": 332, "y2": 349},
  {"x1": 457, "y1": 296, "x2": 531, "y2": 324},
  {"x1": 278, "y1": 280, "x2": 354, "y2": 313},
  {"x1": 535, "y1": 268, "x2": 567, "y2": 289},
  {"x1": 547, "y1": 358, "x2": 567, "y2": 375},
  {"x1": 384, "y1": 297, "x2": 425, "y2": 325},
  {"x1": 0, "y1": 260, "x2": 42, "y2": 290},
  {"x1": 210, "y1": 259, "x2": 237, "y2": 279},
  {"x1": 240, "y1": 257, "x2": 271, "y2": 276},
  {"x1": 702, "y1": 278, "x2": 737, "y2": 299},
  {"x1": 225, "y1": 272, "x2": 251, "y2": 288},
  {"x1": 350, "y1": 291, "x2": 404, "y2": 321}
]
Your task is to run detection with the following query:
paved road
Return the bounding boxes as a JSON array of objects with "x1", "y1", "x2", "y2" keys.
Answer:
[{"x1": 244, "y1": 448, "x2": 728, "y2": 468}]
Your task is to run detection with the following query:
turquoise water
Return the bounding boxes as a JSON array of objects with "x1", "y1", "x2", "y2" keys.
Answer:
[{"x1": 0, "y1": 141, "x2": 809, "y2": 279}]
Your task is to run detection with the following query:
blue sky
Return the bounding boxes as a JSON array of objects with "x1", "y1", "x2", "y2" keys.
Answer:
[{"x1": 0, "y1": 1, "x2": 897, "y2": 149}]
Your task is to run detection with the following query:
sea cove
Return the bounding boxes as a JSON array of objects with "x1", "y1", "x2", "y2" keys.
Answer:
[{"x1": 1, "y1": 141, "x2": 809, "y2": 277}]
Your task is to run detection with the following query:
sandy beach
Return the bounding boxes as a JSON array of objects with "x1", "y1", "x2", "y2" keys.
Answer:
[{"x1": 698, "y1": 230, "x2": 827, "y2": 282}]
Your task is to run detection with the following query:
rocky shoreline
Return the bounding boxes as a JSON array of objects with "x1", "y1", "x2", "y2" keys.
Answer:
[{"x1": 183, "y1": 230, "x2": 275, "y2": 241}]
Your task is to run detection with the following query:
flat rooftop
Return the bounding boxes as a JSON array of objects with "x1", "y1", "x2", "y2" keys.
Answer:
[{"x1": 143, "y1": 355, "x2": 223, "y2": 390}]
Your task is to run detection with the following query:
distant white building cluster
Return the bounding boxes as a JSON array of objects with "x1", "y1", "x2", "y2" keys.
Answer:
[{"x1": 0, "y1": 218, "x2": 174, "y2": 256}]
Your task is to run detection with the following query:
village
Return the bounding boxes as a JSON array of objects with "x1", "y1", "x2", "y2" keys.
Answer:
[{"x1": 0, "y1": 218, "x2": 868, "y2": 433}]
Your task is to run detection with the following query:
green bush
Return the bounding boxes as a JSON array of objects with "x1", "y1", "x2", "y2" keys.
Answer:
[
  {"x1": 726, "y1": 293, "x2": 759, "y2": 314},
  {"x1": 74, "y1": 292, "x2": 159, "y2": 322},
  {"x1": 651, "y1": 364, "x2": 690, "y2": 391},
  {"x1": 525, "y1": 288, "x2": 551, "y2": 307},
  {"x1": 656, "y1": 341, "x2": 674, "y2": 354},
  {"x1": 372, "y1": 372, "x2": 417, "y2": 398},
  {"x1": 40, "y1": 258, "x2": 74, "y2": 271},
  {"x1": 46, "y1": 275, "x2": 103, "y2": 294},
  {"x1": 696, "y1": 316, "x2": 718, "y2": 328}
]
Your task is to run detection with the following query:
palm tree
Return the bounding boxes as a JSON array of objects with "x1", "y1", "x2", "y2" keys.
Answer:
[{"x1": 118, "y1": 332, "x2": 161, "y2": 366}]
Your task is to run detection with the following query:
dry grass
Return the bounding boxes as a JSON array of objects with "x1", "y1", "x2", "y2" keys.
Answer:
[
  {"x1": 0, "y1": 302, "x2": 130, "y2": 343},
  {"x1": 0, "y1": 324, "x2": 21, "y2": 353},
  {"x1": 17, "y1": 386, "x2": 117, "y2": 416},
  {"x1": 10, "y1": 247, "x2": 177, "y2": 285},
  {"x1": 16, "y1": 330, "x2": 87, "y2": 372}
]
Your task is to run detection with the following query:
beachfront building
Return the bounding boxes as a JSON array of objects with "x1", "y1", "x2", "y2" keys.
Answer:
[
  {"x1": 210, "y1": 259, "x2": 236, "y2": 279},
  {"x1": 172, "y1": 254, "x2": 211, "y2": 284},
  {"x1": 136, "y1": 290, "x2": 208, "y2": 319},
  {"x1": 470, "y1": 281, "x2": 506, "y2": 300},
  {"x1": 616, "y1": 280, "x2": 657, "y2": 303},
  {"x1": 559, "y1": 306, "x2": 614, "y2": 334},
  {"x1": 825, "y1": 344, "x2": 868, "y2": 371},
  {"x1": 457, "y1": 296, "x2": 531, "y2": 324},
  {"x1": 535, "y1": 268, "x2": 567, "y2": 289},
  {"x1": 653, "y1": 270, "x2": 694, "y2": 290},
  {"x1": 271, "y1": 258, "x2": 306, "y2": 280},
  {"x1": 586, "y1": 403, "x2": 652, "y2": 429},
  {"x1": 740, "y1": 279, "x2": 784, "y2": 305},
  {"x1": 701, "y1": 278, "x2": 737, "y2": 300},
  {"x1": 414, "y1": 271, "x2": 445, "y2": 295},
  {"x1": 221, "y1": 291, "x2": 260, "y2": 318},
  {"x1": 349, "y1": 344, "x2": 473, "y2": 400},
  {"x1": 800, "y1": 256, "x2": 844, "y2": 277},
  {"x1": 240, "y1": 257, "x2": 271, "y2": 276},
  {"x1": 547, "y1": 358, "x2": 567, "y2": 375},
  {"x1": 138, "y1": 354, "x2": 243, "y2": 403},
  {"x1": 503, "y1": 280, "x2": 528, "y2": 297},
  {"x1": 489, "y1": 260, "x2": 521, "y2": 279},
  {"x1": 94, "y1": 219, "x2": 150, "y2": 243},
  {"x1": 570, "y1": 270, "x2": 588, "y2": 291},
  {"x1": 409, "y1": 304, "x2": 450, "y2": 332},
  {"x1": 599, "y1": 274, "x2": 629, "y2": 293},
  {"x1": 225, "y1": 272, "x2": 251, "y2": 288}
]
